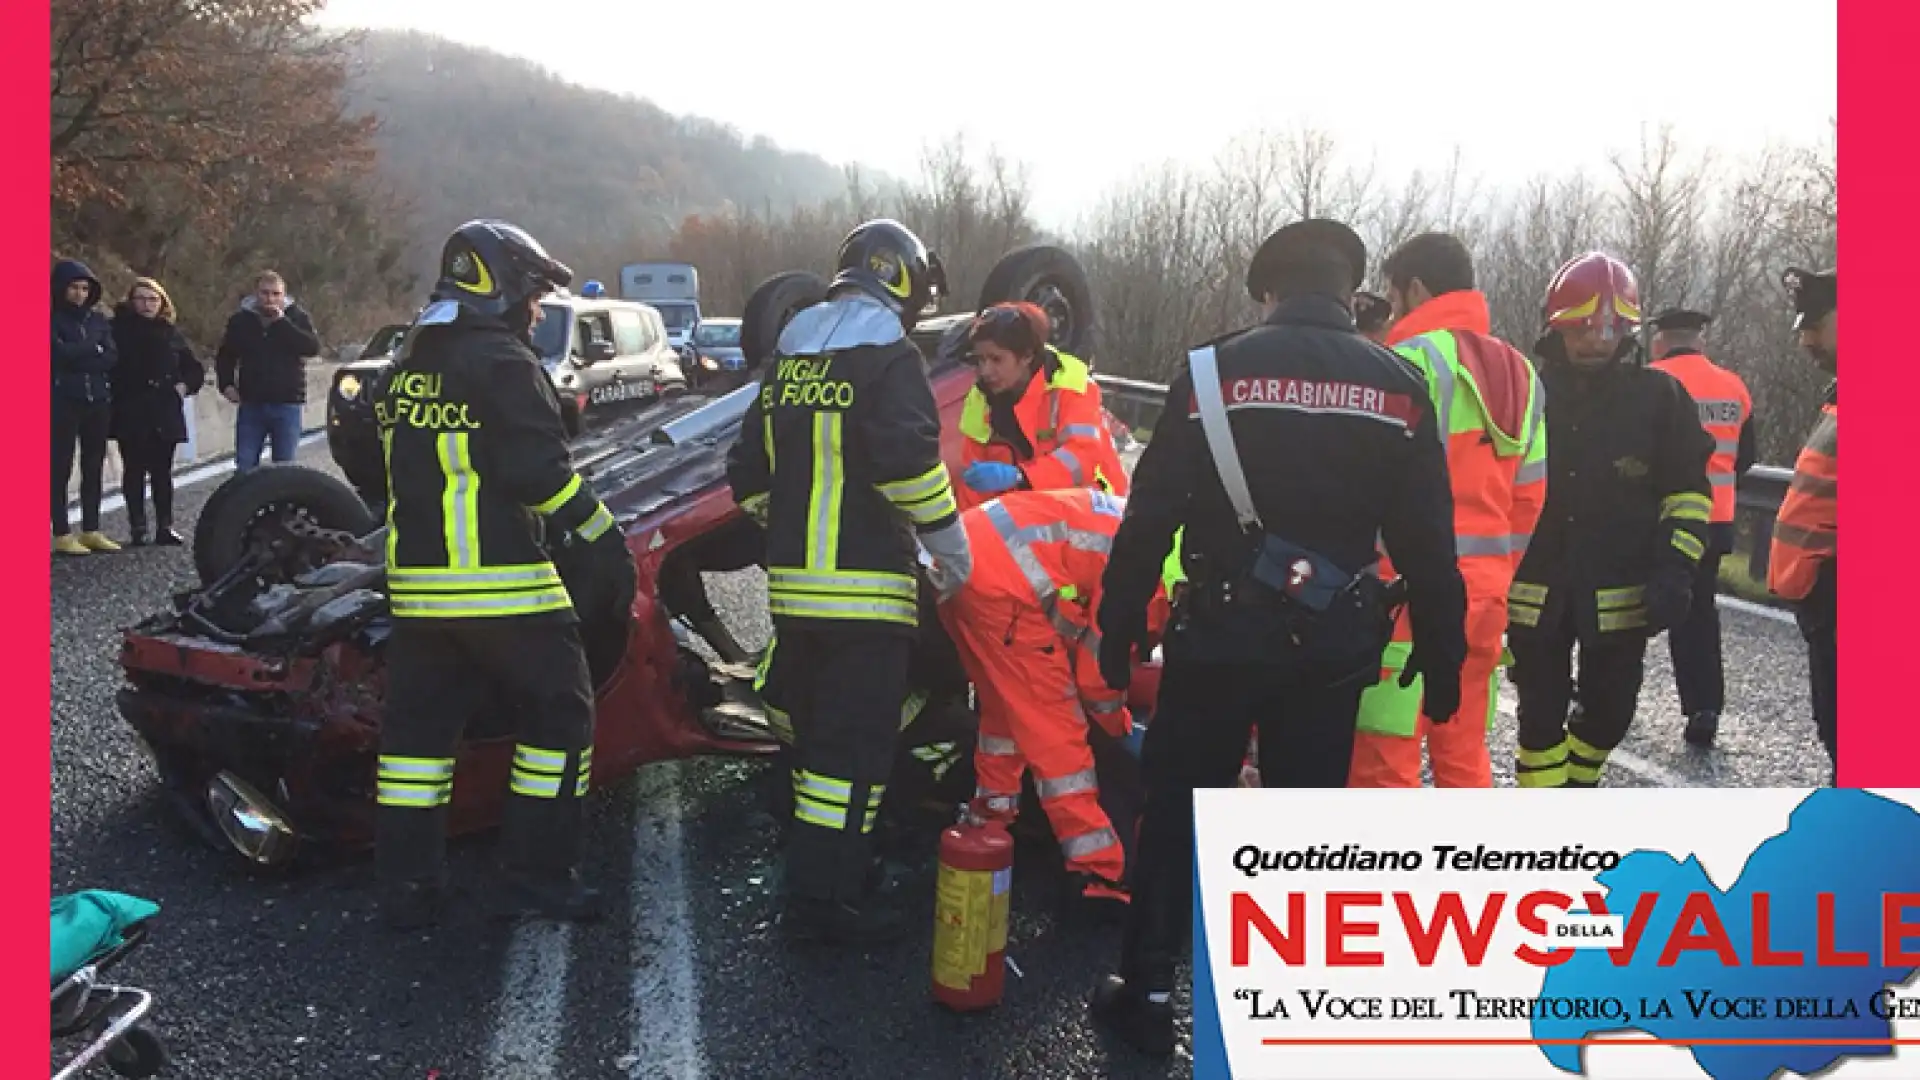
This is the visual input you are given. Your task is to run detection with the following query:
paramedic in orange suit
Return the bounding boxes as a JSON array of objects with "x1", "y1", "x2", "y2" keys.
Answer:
[
  {"x1": 1349, "y1": 233, "x2": 1547, "y2": 788},
  {"x1": 953, "y1": 303, "x2": 1128, "y2": 511},
  {"x1": 939, "y1": 487, "x2": 1167, "y2": 903}
]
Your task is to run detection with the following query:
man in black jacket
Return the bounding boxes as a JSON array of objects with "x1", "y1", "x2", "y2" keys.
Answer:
[
  {"x1": 52, "y1": 259, "x2": 120, "y2": 554},
  {"x1": 1509, "y1": 253, "x2": 1713, "y2": 789},
  {"x1": 374, "y1": 221, "x2": 634, "y2": 930},
  {"x1": 1087, "y1": 219, "x2": 1467, "y2": 1056},
  {"x1": 215, "y1": 269, "x2": 321, "y2": 473}
]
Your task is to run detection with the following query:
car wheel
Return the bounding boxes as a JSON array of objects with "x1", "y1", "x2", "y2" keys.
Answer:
[
  {"x1": 193, "y1": 465, "x2": 378, "y2": 587},
  {"x1": 978, "y1": 245, "x2": 1097, "y2": 359},
  {"x1": 742, "y1": 270, "x2": 829, "y2": 368}
]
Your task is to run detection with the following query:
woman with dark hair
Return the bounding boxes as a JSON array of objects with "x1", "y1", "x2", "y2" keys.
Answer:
[
  {"x1": 954, "y1": 301, "x2": 1126, "y2": 511},
  {"x1": 52, "y1": 260, "x2": 119, "y2": 556},
  {"x1": 110, "y1": 277, "x2": 204, "y2": 546}
]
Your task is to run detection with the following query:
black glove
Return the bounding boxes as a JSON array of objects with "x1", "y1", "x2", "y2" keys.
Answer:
[
  {"x1": 1098, "y1": 612, "x2": 1145, "y2": 693},
  {"x1": 588, "y1": 529, "x2": 638, "y2": 623},
  {"x1": 1644, "y1": 563, "x2": 1693, "y2": 633},
  {"x1": 1401, "y1": 648, "x2": 1461, "y2": 725}
]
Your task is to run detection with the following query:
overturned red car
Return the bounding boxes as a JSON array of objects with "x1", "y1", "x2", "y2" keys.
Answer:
[{"x1": 115, "y1": 246, "x2": 1166, "y2": 870}]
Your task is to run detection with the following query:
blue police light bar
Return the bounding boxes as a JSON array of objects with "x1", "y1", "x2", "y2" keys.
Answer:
[{"x1": 581, "y1": 280, "x2": 606, "y2": 298}]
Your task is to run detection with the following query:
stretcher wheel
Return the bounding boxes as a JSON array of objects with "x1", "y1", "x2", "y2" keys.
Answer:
[{"x1": 105, "y1": 1023, "x2": 168, "y2": 1078}]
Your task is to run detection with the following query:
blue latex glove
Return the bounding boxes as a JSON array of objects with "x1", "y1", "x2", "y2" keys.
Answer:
[
  {"x1": 1119, "y1": 720, "x2": 1147, "y2": 760},
  {"x1": 962, "y1": 461, "x2": 1022, "y2": 495}
]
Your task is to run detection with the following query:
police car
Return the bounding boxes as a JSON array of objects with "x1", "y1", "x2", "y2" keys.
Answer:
[{"x1": 327, "y1": 282, "x2": 688, "y2": 508}]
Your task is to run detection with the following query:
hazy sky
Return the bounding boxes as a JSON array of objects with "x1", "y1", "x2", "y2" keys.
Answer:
[{"x1": 315, "y1": 0, "x2": 1836, "y2": 229}]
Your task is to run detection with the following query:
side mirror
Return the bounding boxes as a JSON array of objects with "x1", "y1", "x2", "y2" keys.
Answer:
[{"x1": 576, "y1": 339, "x2": 617, "y2": 366}]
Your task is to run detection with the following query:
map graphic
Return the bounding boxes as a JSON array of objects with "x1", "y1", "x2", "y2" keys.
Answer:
[{"x1": 1535, "y1": 788, "x2": 1920, "y2": 1080}]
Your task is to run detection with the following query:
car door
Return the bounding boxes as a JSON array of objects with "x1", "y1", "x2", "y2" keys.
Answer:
[
  {"x1": 640, "y1": 307, "x2": 687, "y2": 392},
  {"x1": 574, "y1": 310, "x2": 619, "y2": 414},
  {"x1": 604, "y1": 307, "x2": 656, "y2": 406}
]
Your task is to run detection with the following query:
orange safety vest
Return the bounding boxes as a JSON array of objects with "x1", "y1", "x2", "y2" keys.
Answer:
[
  {"x1": 1769, "y1": 397, "x2": 1836, "y2": 601},
  {"x1": 1356, "y1": 291, "x2": 1546, "y2": 739},
  {"x1": 1650, "y1": 350, "x2": 1752, "y2": 524},
  {"x1": 956, "y1": 348, "x2": 1128, "y2": 511},
  {"x1": 957, "y1": 488, "x2": 1168, "y2": 712}
]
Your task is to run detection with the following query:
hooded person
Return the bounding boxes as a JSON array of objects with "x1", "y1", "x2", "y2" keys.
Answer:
[{"x1": 51, "y1": 259, "x2": 120, "y2": 555}]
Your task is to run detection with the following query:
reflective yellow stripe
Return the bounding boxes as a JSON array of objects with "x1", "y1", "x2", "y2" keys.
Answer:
[
  {"x1": 1671, "y1": 530, "x2": 1705, "y2": 561},
  {"x1": 439, "y1": 432, "x2": 480, "y2": 569},
  {"x1": 1516, "y1": 740, "x2": 1567, "y2": 788},
  {"x1": 1508, "y1": 602, "x2": 1542, "y2": 628},
  {"x1": 1597, "y1": 608, "x2": 1649, "y2": 632},
  {"x1": 390, "y1": 586, "x2": 575, "y2": 618},
  {"x1": 388, "y1": 564, "x2": 563, "y2": 591},
  {"x1": 513, "y1": 745, "x2": 567, "y2": 771},
  {"x1": 1660, "y1": 492, "x2": 1712, "y2": 523},
  {"x1": 762, "y1": 413, "x2": 775, "y2": 472},
  {"x1": 806, "y1": 412, "x2": 844, "y2": 570},
  {"x1": 377, "y1": 755, "x2": 455, "y2": 781},
  {"x1": 958, "y1": 388, "x2": 992, "y2": 443},
  {"x1": 377, "y1": 781, "x2": 452, "y2": 807},
  {"x1": 768, "y1": 568, "x2": 917, "y2": 601},
  {"x1": 1565, "y1": 733, "x2": 1610, "y2": 784},
  {"x1": 381, "y1": 427, "x2": 398, "y2": 567},
  {"x1": 1595, "y1": 586, "x2": 1645, "y2": 611},
  {"x1": 792, "y1": 769, "x2": 855, "y2": 830},
  {"x1": 1509, "y1": 582, "x2": 1548, "y2": 605},
  {"x1": 530, "y1": 474, "x2": 583, "y2": 515},
  {"x1": 576, "y1": 502, "x2": 615, "y2": 542},
  {"x1": 875, "y1": 464, "x2": 950, "y2": 506}
]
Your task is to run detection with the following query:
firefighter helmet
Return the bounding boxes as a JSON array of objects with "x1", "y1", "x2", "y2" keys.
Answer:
[
  {"x1": 830, "y1": 219, "x2": 946, "y2": 331},
  {"x1": 1542, "y1": 252, "x2": 1641, "y2": 342},
  {"x1": 434, "y1": 220, "x2": 573, "y2": 319}
]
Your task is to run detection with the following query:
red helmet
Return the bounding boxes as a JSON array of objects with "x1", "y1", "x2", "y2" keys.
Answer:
[{"x1": 1542, "y1": 252, "x2": 1641, "y2": 341}]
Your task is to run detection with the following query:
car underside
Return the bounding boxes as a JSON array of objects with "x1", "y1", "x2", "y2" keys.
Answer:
[{"x1": 114, "y1": 245, "x2": 1165, "y2": 872}]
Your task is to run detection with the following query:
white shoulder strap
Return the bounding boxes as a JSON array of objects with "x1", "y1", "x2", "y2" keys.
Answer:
[{"x1": 1186, "y1": 345, "x2": 1262, "y2": 532}]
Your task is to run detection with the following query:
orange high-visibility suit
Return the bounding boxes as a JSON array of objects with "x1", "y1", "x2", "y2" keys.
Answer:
[
  {"x1": 955, "y1": 347, "x2": 1129, "y2": 511},
  {"x1": 940, "y1": 488, "x2": 1166, "y2": 886},
  {"x1": 1350, "y1": 290, "x2": 1547, "y2": 788}
]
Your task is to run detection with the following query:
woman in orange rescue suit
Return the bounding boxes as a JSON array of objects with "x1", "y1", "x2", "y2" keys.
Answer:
[
  {"x1": 938, "y1": 487, "x2": 1168, "y2": 905},
  {"x1": 954, "y1": 303, "x2": 1128, "y2": 510}
]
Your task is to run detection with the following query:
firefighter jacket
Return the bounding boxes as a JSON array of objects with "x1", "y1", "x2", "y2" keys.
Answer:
[
  {"x1": 378, "y1": 302, "x2": 617, "y2": 621},
  {"x1": 1650, "y1": 348, "x2": 1755, "y2": 525},
  {"x1": 1510, "y1": 356, "x2": 1714, "y2": 640},
  {"x1": 1357, "y1": 290, "x2": 1545, "y2": 738},
  {"x1": 956, "y1": 347, "x2": 1127, "y2": 510},
  {"x1": 1100, "y1": 294, "x2": 1466, "y2": 675},
  {"x1": 727, "y1": 294, "x2": 965, "y2": 633},
  {"x1": 1769, "y1": 382, "x2": 1836, "y2": 605}
]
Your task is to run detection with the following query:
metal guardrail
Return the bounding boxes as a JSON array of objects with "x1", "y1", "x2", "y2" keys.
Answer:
[{"x1": 1092, "y1": 372, "x2": 1796, "y2": 589}]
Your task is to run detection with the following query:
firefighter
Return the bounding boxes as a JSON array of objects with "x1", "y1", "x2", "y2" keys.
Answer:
[
  {"x1": 940, "y1": 487, "x2": 1170, "y2": 905},
  {"x1": 1646, "y1": 308, "x2": 1756, "y2": 747},
  {"x1": 1508, "y1": 252, "x2": 1713, "y2": 789},
  {"x1": 954, "y1": 301, "x2": 1128, "y2": 510},
  {"x1": 1350, "y1": 232, "x2": 1547, "y2": 789},
  {"x1": 1770, "y1": 266, "x2": 1837, "y2": 782},
  {"x1": 1353, "y1": 290, "x2": 1394, "y2": 344},
  {"x1": 1087, "y1": 219, "x2": 1467, "y2": 1056},
  {"x1": 726, "y1": 219, "x2": 974, "y2": 946},
  {"x1": 374, "y1": 220, "x2": 635, "y2": 930}
]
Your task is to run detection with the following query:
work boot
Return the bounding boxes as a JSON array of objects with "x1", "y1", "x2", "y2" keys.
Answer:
[
  {"x1": 126, "y1": 522, "x2": 148, "y2": 547},
  {"x1": 493, "y1": 869, "x2": 604, "y2": 923},
  {"x1": 780, "y1": 893, "x2": 908, "y2": 948},
  {"x1": 78, "y1": 531, "x2": 121, "y2": 553},
  {"x1": 382, "y1": 880, "x2": 447, "y2": 931},
  {"x1": 53, "y1": 534, "x2": 90, "y2": 557},
  {"x1": 1683, "y1": 710, "x2": 1719, "y2": 748},
  {"x1": 155, "y1": 526, "x2": 184, "y2": 547},
  {"x1": 1089, "y1": 974, "x2": 1175, "y2": 1057}
]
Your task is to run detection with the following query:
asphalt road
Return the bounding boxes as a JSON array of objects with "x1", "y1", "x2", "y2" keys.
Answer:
[{"x1": 51, "y1": 442, "x2": 1830, "y2": 1079}]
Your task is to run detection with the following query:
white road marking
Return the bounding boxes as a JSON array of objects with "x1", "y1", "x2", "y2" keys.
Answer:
[
  {"x1": 628, "y1": 760, "x2": 707, "y2": 1080},
  {"x1": 484, "y1": 922, "x2": 575, "y2": 1080},
  {"x1": 67, "y1": 430, "x2": 327, "y2": 518},
  {"x1": 1715, "y1": 593, "x2": 1797, "y2": 627}
]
